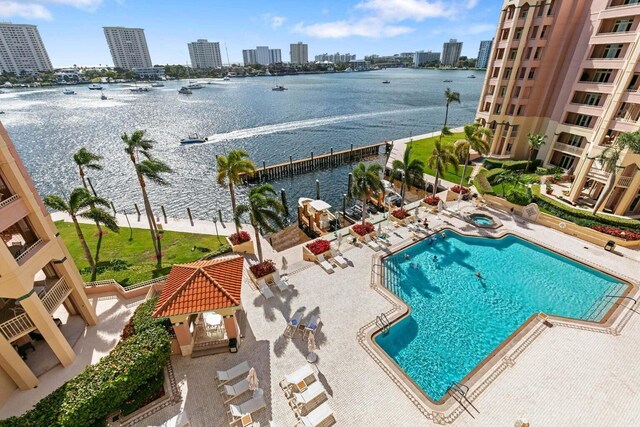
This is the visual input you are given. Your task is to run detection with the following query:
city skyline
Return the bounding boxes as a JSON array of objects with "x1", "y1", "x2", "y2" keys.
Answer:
[{"x1": 0, "y1": 0, "x2": 504, "y2": 67}]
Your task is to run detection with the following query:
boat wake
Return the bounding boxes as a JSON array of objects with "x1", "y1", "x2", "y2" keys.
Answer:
[{"x1": 204, "y1": 108, "x2": 429, "y2": 144}]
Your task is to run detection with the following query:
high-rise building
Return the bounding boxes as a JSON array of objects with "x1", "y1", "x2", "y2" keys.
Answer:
[
  {"x1": 0, "y1": 23, "x2": 53, "y2": 74},
  {"x1": 314, "y1": 52, "x2": 355, "y2": 63},
  {"x1": 188, "y1": 39, "x2": 222, "y2": 69},
  {"x1": 476, "y1": 0, "x2": 640, "y2": 217},
  {"x1": 290, "y1": 42, "x2": 308, "y2": 64},
  {"x1": 242, "y1": 49, "x2": 257, "y2": 66},
  {"x1": 243, "y1": 46, "x2": 281, "y2": 65},
  {"x1": 103, "y1": 27, "x2": 152, "y2": 69},
  {"x1": 255, "y1": 46, "x2": 270, "y2": 65},
  {"x1": 0, "y1": 122, "x2": 98, "y2": 397},
  {"x1": 476, "y1": 39, "x2": 493, "y2": 68},
  {"x1": 413, "y1": 50, "x2": 441, "y2": 67},
  {"x1": 269, "y1": 49, "x2": 282, "y2": 64},
  {"x1": 441, "y1": 39, "x2": 463, "y2": 67}
]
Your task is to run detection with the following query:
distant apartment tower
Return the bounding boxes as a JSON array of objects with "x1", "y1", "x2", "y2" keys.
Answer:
[
  {"x1": 0, "y1": 23, "x2": 53, "y2": 74},
  {"x1": 188, "y1": 39, "x2": 222, "y2": 69},
  {"x1": 290, "y1": 42, "x2": 308, "y2": 64},
  {"x1": 243, "y1": 46, "x2": 281, "y2": 65},
  {"x1": 413, "y1": 50, "x2": 441, "y2": 67},
  {"x1": 242, "y1": 49, "x2": 256, "y2": 66},
  {"x1": 270, "y1": 49, "x2": 282, "y2": 64},
  {"x1": 103, "y1": 27, "x2": 152, "y2": 69},
  {"x1": 476, "y1": 39, "x2": 493, "y2": 68},
  {"x1": 441, "y1": 39, "x2": 463, "y2": 66},
  {"x1": 476, "y1": 0, "x2": 640, "y2": 217},
  {"x1": 0, "y1": 122, "x2": 98, "y2": 397}
]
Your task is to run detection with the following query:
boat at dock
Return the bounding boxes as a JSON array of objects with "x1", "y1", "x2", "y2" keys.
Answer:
[{"x1": 130, "y1": 87, "x2": 150, "y2": 92}]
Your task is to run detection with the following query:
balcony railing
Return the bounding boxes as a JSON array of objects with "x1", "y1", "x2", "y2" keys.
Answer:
[
  {"x1": 617, "y1": 175, "x2": 635, "y2": 187},
  {"x1": 588, "y1": 168, "x2": 611, "y2": 181},
  {"x1": 14, "y1": 239, "x2": 44, "y2": 263},
  {"x1": 41, "y1": 277, "x2": 72, "y2": 313},
  {"x1": 0, "y1": 194, "x2": 19, "y2": 209},
  {"x1": 553, "y1": 143, "x2": 584, "y2": 156}
]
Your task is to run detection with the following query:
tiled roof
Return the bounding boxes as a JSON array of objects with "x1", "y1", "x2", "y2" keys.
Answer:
[{"x1": 152, "y1": 257, "x2": 244, "y2": 318}]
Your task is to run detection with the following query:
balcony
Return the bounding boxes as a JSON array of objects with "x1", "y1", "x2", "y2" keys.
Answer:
[
  {"x1": 2, "y1": 218, "x2": 42, "y2": 263},
  {"x1": 0, "y1": 193, "x2": 19, "y2": 210},
  {"x1": 553, "y1": 142, "x2": 585, "y2": 156},
  {"x1": 617, "y1": 173, "x2": 636, "y2": 187},
  {"x1": 587, "y1": 168, "x2": 611, "y2": 182}
]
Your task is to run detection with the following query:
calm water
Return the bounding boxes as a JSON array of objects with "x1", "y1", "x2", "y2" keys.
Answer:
[
  {"x1": 376, "y1": 231, "x2": 625, "y2": 401},
  {"x1": 0, "y1": 69, "x2": 483, "y2": 220}
]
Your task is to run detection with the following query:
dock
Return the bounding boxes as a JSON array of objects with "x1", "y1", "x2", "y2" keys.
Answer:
[{"x1": 241, "y1": 142, "x2": 390, "y2": 183}]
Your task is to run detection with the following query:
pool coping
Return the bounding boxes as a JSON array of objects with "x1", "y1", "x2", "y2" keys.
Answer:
[{"x1": 358, "y1": 226, "x2": 639, "y2": 424}]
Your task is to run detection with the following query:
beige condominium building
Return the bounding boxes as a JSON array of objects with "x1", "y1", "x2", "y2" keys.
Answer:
[
  {"x1": 0, "y1": 122, "x2": 97, "y2": 401},
  {"x1": 476, "y1": 0, "x2": 640, "y2": 216},
  {"x1": 103, "y1": 26, "x2": 152, "y2": 69},
  {"x1": 0, "y1": 23, "x2": 53, "y2": 75}
]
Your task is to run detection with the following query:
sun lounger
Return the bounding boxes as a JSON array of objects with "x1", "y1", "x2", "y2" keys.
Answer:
[
  {"x1": 222, "y1": 378, "x2": 251, "y2": 403},
  {"x1": 272, "y1": 271, "x2": 289, "y2": 291},
  {"x1": 304, "y1": 315, "x2": 321, "y2": 337},
  {"x1": 280, "y1": 364, "x2": 317, "y2": 391},
  {"x1": 285, "y1": 311, "x2": 304, "y2": 337},
  {"x1": 316, "y1": 254, "x2": 334, "y2": 273},
  {"x1": 229, "y1": 392, "x2": 266, "y2": 420},
  {"x1": 216, "y1": 361, "x2": 250, "y2": 387},
  {"x1": 292, "y1": 381, "x2": 326, "y2": 408},
  {"x1": 330, "y1": 249, "x2": 348, "y2": 268},
  {"x1": 299, "y1": 401, "x2": 334, "y2": 427},
  {"x1": 257, "y1": 279, "x2": 274, "y2": 299},
  {"x1": 363, "y1": 235, "x2": 381, "y2": 251}
]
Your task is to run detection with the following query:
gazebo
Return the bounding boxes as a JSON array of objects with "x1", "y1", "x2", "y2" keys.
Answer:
[{"x1": 152, "y1": 257, "x2": 244, "y2": 357}]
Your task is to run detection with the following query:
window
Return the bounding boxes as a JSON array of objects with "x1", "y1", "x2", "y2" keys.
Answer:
[
  {"x1": 501, "y1": 29, "x2": 510, "y2": 40},
  {"x1": 483, "y1": 102, "x2": 491, "y2": 112},
  {"x1": 494, "y1": 104, "x2": 502, "y2": 114},
  {"x1": 540, "y1": 25, "x2": 549, "y2": 39},
  {"x1": 567, "y1": 134, "x2": 583, "y2": 147},
  {"x1": 487, "y1": 85, "x2": 496, "y2": 95},
  {"x1": 509, "y1": 48, "x2": 518, "y2": 60},
  {"x1": 525, "y1": 47, "x2": 533, "y2": 59},
  {"x1": 530, "y1": 26, "x2": 539, "y2": 39},
  {"x1": 612, "y1": 19, "x2": 633, "y2": 32},
  {"x1": 547, "y1": 0, "x2": 555, "y2": 16},
  {"x1": 534, "y1": 47, "x2": 543, "y2": 60},
  {"x1": 517, "y1": 105, "x2": 526, "y2": 115},
  {"x1": 519, "y1": 67, "x2": 527, "y2": 79},
  {"x1": 593, "y1": 69, "x2": 613, "y2": 83},
  {"x1": 576, "y1": 114, "x2": 593, "y2": 127},
  {"x1": 492, "y1": 67, "x2": 500, "y2": 78},
  {"x1": 496, "y1": 48, "x2": 505, "y2": 60},
  {"x1": 584, "y1": 93, "x2": 602, "y2": 106},
  {"x1": 506, "y1": 6, "x2": 515, "y2": 20},
  {"x1": 504, "y1": 67, "x2": 513, "y2": 78},
  {"x1": 537, "y1": 1, "x2": 544, "y2": 16},
  {"x1": 510, "y1": 125, "x2": 519, "y2": 136},
  {"x1": 499, "y1": 85, "x2": 507, "y2": 96},
  {"x1": 603, "y1": 44, "x2": 623, "y2": 58},
  {"x1": 507, "y1": 104, "x2": 516, "y2": 115},
  {"x1": 513, "y1": 86, "x2": 522, "y2": 97},
  {"x1": 558, "y1": 155, "x2": 575, "y2": 170},
  {"x1": 520, "y1": 7, "x2": 528, "y2": 19},
  {"x1": 528, "y1": 68, "x2": 537, "y2": 79},
  {"x1": 514, "y1": 27, "x2": 523, "y2": 40}
]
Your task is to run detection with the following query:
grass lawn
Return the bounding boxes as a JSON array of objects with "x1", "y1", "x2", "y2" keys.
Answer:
[
  {"x1": 56, "y1": 221, "x2": 226, "y2": 285},
  {"x1": 490, "y1": 173, "x2": 540, "y2": 196},
  {"x1": 404, "y1": 132, "x2": 473, "y2": 185}
]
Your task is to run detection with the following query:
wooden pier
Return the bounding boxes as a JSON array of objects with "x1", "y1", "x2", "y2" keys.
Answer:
[{"x1": 241, "y1": 142, "x2": 390, "y2": 183}]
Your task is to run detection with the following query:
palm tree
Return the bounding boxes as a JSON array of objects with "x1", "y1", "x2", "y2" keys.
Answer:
[
  {"x1": 44, "y1": 188, "x2": 119, "y2": 280},
  {"x1": 73, "y1": 147, "x2": 105, "y2": 236},
  {"x1": 351, "y1": 162, "x2": 384, "y2": 226},
  {"x1": 526, "y1": 133, "x2": 547, "y2": 172},
  {"x1": 121, "y1": 130, "x2": 172, "y2": 266},
  {"x1": 442, "y1": 88, "x2": 461, "y2": 132},
  {"x1": 454, "y1": 123, "x2": 492, "y2": 192},
  {"x1": 235, "y1": 184, "x2": 285, "y2": 263},
  {"x1": 494, "y1": 170, "x2": 521, "y2": 198},
  {"x1": 216, "y1": 149, "x2": 256, "y2": 235},
  {"x1": 428, "y1": 136, "x2": 459, "y2": 196},
  {"x1": 391, "y1": 145, "x2": 424, "y2": 210}
]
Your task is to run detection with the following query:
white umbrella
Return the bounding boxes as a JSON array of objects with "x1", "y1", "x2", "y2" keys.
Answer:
[
  {"x1": 337, "y1": 232, "x2": 343, "y2": 250},
  {"x1": 307, "y1": 333, "x2": 317, "y2": 364},
  {"x1": 247, "y1": 367, "x2": 259, "y2": 392},
  {"x1": 377, "y1": 222, "x2": 382, "y2": 236}
]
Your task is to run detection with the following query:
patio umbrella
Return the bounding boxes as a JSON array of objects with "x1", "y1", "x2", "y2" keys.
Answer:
[
  {"x1": 337, "y1": 232, "x2": 343, "y2": 250},
  {"x1": 377, "y1": 222, "x2": 382, "y2": 236},
  {"x1": 247, "y1": 367, "x2": 259, "y2": 392},
  {"x1": 307, "y1": 333, "x2": 317, "y2": 363}
]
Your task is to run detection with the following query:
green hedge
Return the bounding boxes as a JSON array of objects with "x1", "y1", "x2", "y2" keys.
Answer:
[
  {"x1": 473, "y1": 169, "x2": 494, "y2": 195},
  {"x1": 200, "y1": 243, "x2": 232, "y2": 260},
  {"x1": 483, "y1": 158, "x2": 541, "y2": 172},
  {"x1": 506, "y1": 187, "x2": 533, "y2": 206},
  {"x1": 1, "y1": 298, "x2": 171, "y2": 427},
  {"x1": 485, "y1": 168, "x2": 505, "y2": 185},
  {"x1": 531, "y1": 186, "x2": 640, "y2": 231}
]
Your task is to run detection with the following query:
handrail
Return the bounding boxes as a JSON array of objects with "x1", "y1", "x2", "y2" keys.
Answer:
[
  {"x1": 447, "y1": 382, "x2": 479, "y2": 418},
  {"x1": 375, "y1": 312, "x2": 391, "y2": 335},
  {"x1": 0, "y1": 313, "x2": 35, "y2": 341},
  {"x1": 605, "y1": 294, "x2": 637, "y2": 305},
  {"x1": 0, "y1": 194, "x2": 19, "y2": 209},
  {"x1": 41, "y1": 277, "x2": 72, "y2": 313},
  {"x1": 15, "y1": 239, "x2": 44, "y2": 263}
]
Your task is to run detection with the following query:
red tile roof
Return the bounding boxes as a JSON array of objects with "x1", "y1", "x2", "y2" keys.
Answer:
[{"x1": 152, "y1": 257, "x2": 244, "y2": 318}]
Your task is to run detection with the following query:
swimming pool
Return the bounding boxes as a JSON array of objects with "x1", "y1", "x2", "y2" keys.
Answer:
[{"x1": 375, "y1": 230, "x2": 627, "y2": 402}]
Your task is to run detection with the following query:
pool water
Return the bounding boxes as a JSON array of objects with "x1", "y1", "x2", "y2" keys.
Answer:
[
  {"x1": 470, "y1": 216, "x2": 494, "y2": 226},
  {"x1": 375, "y1": 231, "x2": 626, "y2": 401}
]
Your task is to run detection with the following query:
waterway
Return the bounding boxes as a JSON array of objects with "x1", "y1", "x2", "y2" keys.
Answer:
[{"x1": 0, "y1": 69, "x2": 483, "y2": 221}]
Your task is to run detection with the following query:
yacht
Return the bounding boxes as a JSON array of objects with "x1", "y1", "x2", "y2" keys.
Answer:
[
  {"x1": 343, "y1": 67, "x2": 353, "y2": 73},
  {"x1": 223, "y1": 75, "x2": 231, "y2": 81},
  {"x1": 129, "y1": 87, "x2": 150, "y2": 92},
  {"x1": 467, "y1": 75, "x2": 476, "y2": 78},
  {"x1": 178, "y1": 86, "x2": 192, "y2": 95},
  {"x1": 63, "y1": 89, "x2": 76, "y2": 95},
  {"x1": 151, "y1": 82, "x2": 164, "y2": 87},
  {"x1": 180, "y1": 134, "x2": 207, "y2": 144},
  {"x1": 264, "y1": 70, "x2": 272, "y2": 76},
  {"x1": 88, "y1": 83, "x2": 103, "y2": 90},
  {"x1": 187, "y1": 82, "x2": 204, "y2": 89},
  {"x1": 382, "y1": 80, "x2": 390, "y2": 84},
  {"x1": 272, "y1": 85, "x2": 287, "y2": 91}
]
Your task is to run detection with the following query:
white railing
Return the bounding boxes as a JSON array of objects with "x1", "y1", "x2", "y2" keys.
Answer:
[
  {"x1": 0, "y1": 313, "x2": 35, "y2": 342},
  {"x1": 41, "y1": 277, "x2": 72, "y2": 313},
  {"x1": 0, "y1": 194, "x2": 19, "y2": 209},
  {"x1": 84, "y1": 275, "x2": 167, "y2": 291},
  {"x1": 553, "y1": 142, "x2": 584, "y2": 156},
  {"x1": 588, "y1": 169, "x2": 611, "y2": 181},
  {"x1": 14, "y1": 239, "x2": 44, "y2": 263}
]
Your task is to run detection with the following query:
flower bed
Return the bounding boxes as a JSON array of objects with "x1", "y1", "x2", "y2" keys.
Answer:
[
  {"x1": 451, "y1": 185, "x2": 469, "y2": 194},
  {"x1": 422, "y1": 195, "x2": 441, "y2": 206},
  {"x1": 391, "y1": 209, "x2": 410, "y2": 220},
  {"x1": 592, "y1": 225, "x2": 640, "y2": 241},
  {"x1": 306, "y1": 239, "x2": 331, "y2": 255},
  {"x1": 249, "y1": 259, "x2": 276, "y2": 278},
  {"x1": 226, "y1": 231, "x2": 254, "y2": 255},
  {"x1": 352, "y1": 222, "x2": 374, "y2": 236},
  {"x1": 229, "y1": 231, "x2": 251, "y2": 245}
]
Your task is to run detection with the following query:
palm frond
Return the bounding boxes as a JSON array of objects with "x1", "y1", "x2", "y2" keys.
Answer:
[
  {"x1": 43, "y1": 194, "x2": 69, "y2": 213},
  {"x1": 81, "y1": 208, "x2": 120, "y2": 233},
  {"x1": 137, "y1": 159, "x2": 173, "y2": 186},
  {"x1": 73, "y1": 147, "x2": 103, "y2": 170}
]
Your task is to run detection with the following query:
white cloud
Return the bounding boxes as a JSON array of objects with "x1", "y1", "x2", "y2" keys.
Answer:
[
  {"x1": 0, "y1": 2, "x2": 52, "y2": 20},
  {"x1": 294, "y1": 17, "x2": 413, "y2": 39},
  {"x1": 466, "y1": 23, "x2": 496, "y2": 34},
  {"x1": 466, "y1": 0, "x2": 479, "y2": 8},
  {"x1": 355, "y1": 0, "x2": 452, "y2": 22},
  {"x1": 271, "y1": 15, "x2": 286, "y2": 28},
  {"x1": 38, "y1": 0, "x2": 102, "y2": 9}
]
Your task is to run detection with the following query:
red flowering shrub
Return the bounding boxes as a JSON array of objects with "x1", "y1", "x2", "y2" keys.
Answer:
[
  {"x1": 592, "y1": 226, "x2": 640, "y2": 241},
  {"x1": 423, "y1": 196, "x2": 441, "y2": 206},
  {"x1": 229, "y1": 231, "x2": 251, "y2": 245},
  {"x1": 352, "y1": 222, "x2": 375, "y2": 236},
  {"x1": 391, "y1": 209, "x2": 410, "y2": 219},
  {"x1": 306, "y1": 239, "x2": 331, "y2": 255},
  {"x1": 451, "y1": 185, "x2": 470, "y2": 194},
  {"x1": 250, "y1": 259, "x2": 276, "y2": 278}
]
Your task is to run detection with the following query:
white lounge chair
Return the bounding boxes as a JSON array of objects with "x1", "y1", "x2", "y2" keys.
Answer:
[
  {"x1": 229, "y1": 392, "x2": 266, "y2": 420},
  {"x1": 330, "y1": 249, "x2": 348, "y2": 268},
  {"x1": 280, "y1": 364, "x2": 317, "y2": 391},
  {"x1": 257, "y1": 279, "x2": 274, "y2": 299},
  {"x1": 216, "y1": 361, "x2": 250, "y2": 386},
  {"x1": 316, "y1": 254, "x2": 334, "y2": 273},
  {"x1": 299, "y1": 401, "x2": 334, "y2": 427},
  {"x1": 292, "y1": 381, "x2": 326, "y2": 407},
  {"x1": 272, "y1": 271, "x2": 289, "y2": 292},
  {"x1": 363, "y1": 235, "x2": 381, "y2": 251},
  {"x1": 304, "y1": 315, "x2": 321, "y2": 337},
  {"x1": 285, "y1": 311, "x2": 304, "y2": 337},
  {"x1": 222, "y1": 378, "x2": 250, "y2": 403}
]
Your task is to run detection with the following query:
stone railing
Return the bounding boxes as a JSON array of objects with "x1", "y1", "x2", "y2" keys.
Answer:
[
  {"x1": 0, "y1": 194, "x2": 19, "y2": 209},
  {"x1": 41, "y1": 277, "x2": 72, "y2": 313},
  {"x1": 15, "y1": 239, "x2": 44, "y2": 263},
  {"x1": 553, "y1": 142, "x2": 584, "y2": 156},
  {"x1": 84, "y1": 276, "x2": 167, "y2": 300}
]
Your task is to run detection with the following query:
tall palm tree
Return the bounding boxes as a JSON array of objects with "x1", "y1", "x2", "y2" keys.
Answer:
[
  {"x1": 526, "y1": 133, "x2": 547, "y2": 172},
  {"x1": 428, "y1": 136, "x2": 459, "y2": 196},
  {"x1": 235, "y1": 184, "x2": 285, "y2": 263},
  {"x1": 121, "y1": 130, "x2": 172, "y2": 266},
  {"x1": 454, "y1": 123, "x2": 492, "y2": 191},
  {"x1": 351, "y1": 162, "x2": 384, "y2": 226},
  {"x1": 391, "y1": 145, "x2": 424, "y2": 210},
  {"x1": 44, "y1": 188, "x2": 119, "y2": 280},
  {"x1": 442, "y1": 88, "x2": 461, "y2": 132},
  {"x1": 73, "y1": 147, "x2": 105, "y2": 236},
  {"x1": 216, "y1": 149, "x2": 256, "y2": 235}
]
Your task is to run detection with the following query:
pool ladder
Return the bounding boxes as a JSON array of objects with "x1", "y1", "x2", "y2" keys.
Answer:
[
  {"x1": 376, "y1": 313, "x2": 390, "y2": 335},
  {"x1": 447, "y1": 382, "x2": 479, "y2": 419}
]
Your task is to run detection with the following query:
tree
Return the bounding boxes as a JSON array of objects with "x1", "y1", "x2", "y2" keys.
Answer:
[
  {"x1": 526, "y1": 133, "x2": 547, "y2": 172},
  {"x1": 454, "y1": 123, "x2": 492, "y2": 193},
  {"x1": 391, "y1": 145, "x2": 424, "y2": 210},
  {"x1": 44, "y1": 188, "x2": 119, "y2": 280},
  {"x1": 235, "y1": 184, "x2": 285, "y2": 263},
  {"x1": 122, "y1": 130, "x2": 172, "y2": 266},
  {"x1": 428, "y1": 134, "x2": 459, "y2": 196},
  {"x1": 494, "y1": 170, "x2": 521, "y2": 198},
  {"x1": 351, "y1": 162, "x2": 384, "y2": 226},
  {"x1": 216, "y1": 149, "x2": 256, "y2": 234},
  {"x1": 442, "y1": 88, "x2": 461, "y2": 133},
  {"x1": 73, "y1": 147, "x2": 105, "y2": 235}
]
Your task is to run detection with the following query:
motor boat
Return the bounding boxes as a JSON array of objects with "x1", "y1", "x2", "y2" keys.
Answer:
[
  {"x1": 88, "y1": 83, "x2": 103, "y2": 90},
  {"x1": 180, "y1": 134, "x2": 207, "y2": 144},
  {"x1": 100, "y1": 91, "x2": 107, "y2": 100},
  {"x1": 223, "y1": 75, "x2": 231, "y2": 81},
  {"x1": 63, "y1": 89, "x2": 76, "y2": 95},
  {"x1": 382, "y1": 80, "x2": 390, "y2": 84},
  {"x1": 272, "y1": 85, "x2": 287, "y2": 91},
  {"x1": 178, "y1": 86, "x2": 192, "y2": 94},
  {"x1": 187, "y1": 82, "x2": 204, "y2": 89},
  {"x1": 151, "y1": 82, "x2": 164, "y2": 87},
  {"x1": 130, "y1": 87, "x2": 150, "y2": 92},
  {"x1": 443, "y1": 79, "x2": 453, "y2": 82},
  {"x1": 468, "y1": 75, "x2": 476, "y2": 78}
]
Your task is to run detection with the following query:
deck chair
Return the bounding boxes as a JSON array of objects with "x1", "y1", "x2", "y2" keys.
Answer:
[
  {"x1": 229, "y1": 392, "x2": 266, "y2": 421},
  {"x1": 298, "y1": 401, "x2": 334, "y2": 427},
  {"x1": 303, "y1": 315, "x2": 321, "y2": 338},
  {"x1": 363, "y1": 235, "x2": 381, "y2": 251},
  {"x1": 316, "y1": 254, "x2": 334, "y2": 273},
  {"x1": 216, "y1": 361, "x2": 250, "y2": 387},
  {"x1": 285, "y1": 311, "x2": 304, "y2": 337},
  {"x1": 330, "y1": 249, "x2": 348, "y2": 268},
  {"x1": 292, "y1": 381, "x2": 326, "y2": 408},
  {"x1": 280, "y1": 364, "x2": 317, "y2": 392},
  {"x1": 257, "y1": 278, "x2": 274, "y2": 299},
  {"x1": 272, "y1": 271, "x2": 289, "y2": 291},
  {"x1": 222, "y1": 378, "x2": 251, "y2": 403}
]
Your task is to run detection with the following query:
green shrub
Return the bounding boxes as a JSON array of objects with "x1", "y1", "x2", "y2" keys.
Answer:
[
  {"x1": 536, "y1": 167, "x2": 550, "y2": 175},
  {"x1": 483, "y1": 159, "x2": 541, "y2": 172},
  {"x1": 506, "y1": 187, "x2": 532, "y2": 206},
  {"x1": 485, "y1": 168, "x2": 505, "y2": 184},
  {"x1": 473, "y1": 169, "x2": 494, "y2": 195},
  {"x1": 200, "y1": 243, "x2": 232, "y2": 260},
  {"x1": 483, "y1": 159, "x2": 503, "y2": 170},
  {"x1": 120, "y1": 370, "x2": 165, "y2": 416}
]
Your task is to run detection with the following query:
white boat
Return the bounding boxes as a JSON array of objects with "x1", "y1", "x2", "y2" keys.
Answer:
[
  {"x1": 180, "y1": 134, "x2": 207, "y2": 144},
  {"x1": 272, "y1": 85, "x2": 287, "y2": 91},
  {"x1": 344, "y1": 67, "x2": 353, "y2": 73},
  {"x1": 187, "y1": 82, "x2": 204, "y2": 89},
  {"x1": 468, "y1": 75, "x2": 476, "y2": 78},
  {"x1": 100, "y1": 90, "x2": 107, "y2": 100},
  {"x1": 264, "y1": 70, "x2": 272, "y2": 76},
  {"x1": 223, "y1": 75, "x2": 230, "y2": 81},
  {"x1": 151, "y1": 82, "x2": 164, "y2": 87},
  {"x1": 88, "y1": 83, "x2": 102, "y2": 90},
  {"x1": 129, "y1": 87, "x2": 150, "y2": 92},
  {"x1": 63, "y1": 89, "x2": 76, "y2": 95},
  {"x1": 178, "y1": 86, "x2": 192, "y2": 94}
]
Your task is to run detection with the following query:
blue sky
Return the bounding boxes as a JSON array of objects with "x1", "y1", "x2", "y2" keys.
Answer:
[{"x1": 1, "y1": 0, "x2": 504, "y2": 67}]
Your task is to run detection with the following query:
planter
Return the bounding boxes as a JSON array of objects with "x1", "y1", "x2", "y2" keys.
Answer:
[
  {"x1": 388, "y1": 214, "x2": 414, "y2": 225},
  {"x1": 226, "y1": 236, "x2": 255, "y2": 255},
  {"x1": 348, "y1": 227, "x2": 376, "y2": 241},
  {"x1": 302, "y1": 245, "x2": 332, "y2": 262},
  {"x1": 247, "y1": 268, "x2": 274, "y2": 286},
  {"x1": 546, "y1": 190, "x2": 553, "y2": 195}
]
